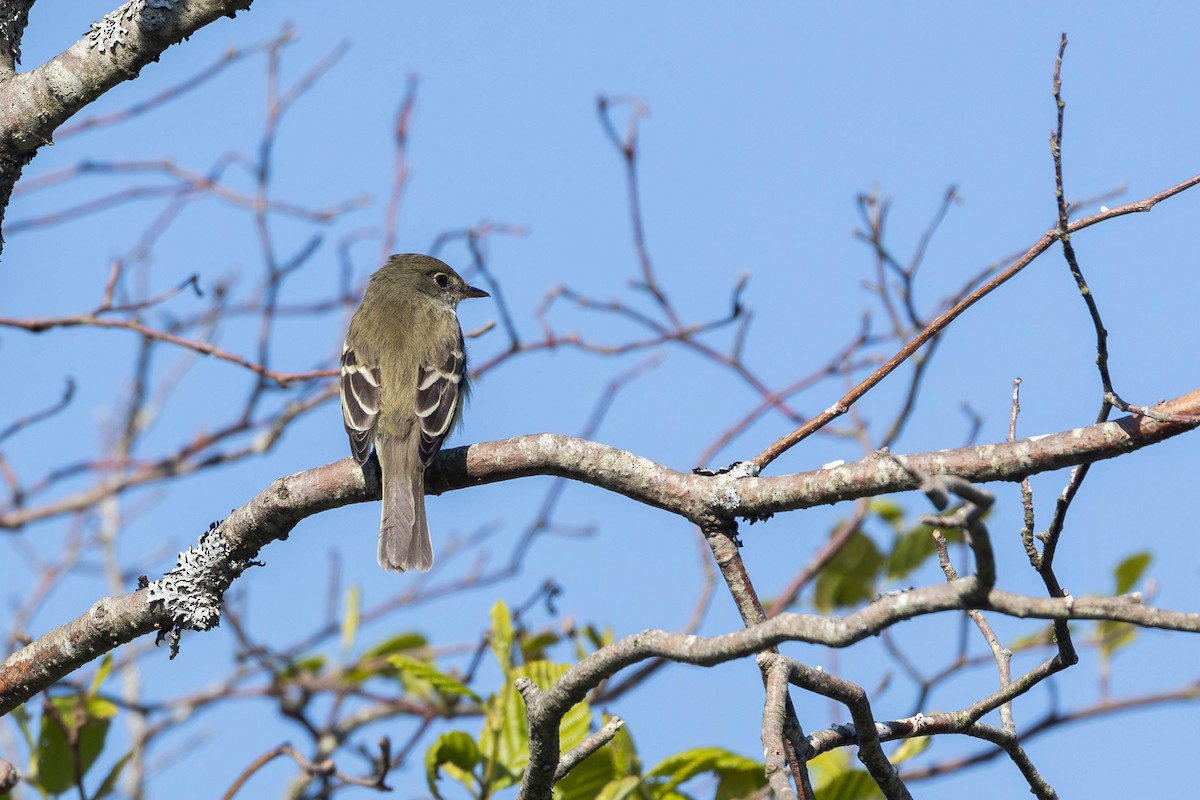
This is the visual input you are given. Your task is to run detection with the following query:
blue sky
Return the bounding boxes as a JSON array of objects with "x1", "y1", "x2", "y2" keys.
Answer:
[{"x1": 3, "y1": 3, "x2": 1199, "y2": 798}]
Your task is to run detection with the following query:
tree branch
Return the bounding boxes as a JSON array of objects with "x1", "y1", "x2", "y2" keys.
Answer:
[
  {"x1": 0, "y1": 0, "x2": 253, "y2": 248},
  {"x1": 2, "y1": 390, "x2": 1198, "y2": 715},
  {"x1": 752, "y1": 172, "x2": 1200, "y2": 469}
]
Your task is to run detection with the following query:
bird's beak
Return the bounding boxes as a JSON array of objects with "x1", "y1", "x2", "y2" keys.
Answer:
[{"x1": 461, "y1": 284, "x2": 490, "y2": 299}]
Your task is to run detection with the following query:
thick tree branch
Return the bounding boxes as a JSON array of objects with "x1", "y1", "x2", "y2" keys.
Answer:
[
  {"x1": 0, "y1": 460, "x2": 370, "y2": 715},
  {"x1": 762, "y1": 658, "x2": 803, "y2": 799},
  {"x1": 441, "y1": 388, "x2": 1200, "y2": 524},
  {"x1": 510, "y1": 581, "x2": 1195, "y2": 799},
  {"x1": 775, "y1": 654, "x2": 911, "y2": 800},
  {"x1": 0, "y1": 1, "x2": 34, "y2": 75},
  {"x1": 0, "y1": 0, "x2": 253, "y2": 248},
  {"x1": 2, "y1": 390, "x2": 1198, "y2": 715}
]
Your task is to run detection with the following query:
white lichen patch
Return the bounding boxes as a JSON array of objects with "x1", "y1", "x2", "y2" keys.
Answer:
[
  {"x1": 718, "y1": 485, "x2": 741, "y2": 511},
  {"x1": 146, "y1": 527, "x2": 233, "y2": 633},
  {"x1": 145, "y1": 520, "x2": 258, "y2": 656},
  {"x1": 43, "y1": 59, "x2": 84, "y2": 104},
  {"x1": 87, "y1": 0, "x2": 183, "y2": 53},
  {"x1": 723, "y1": 461, "x2": 760, "y2": 479}
]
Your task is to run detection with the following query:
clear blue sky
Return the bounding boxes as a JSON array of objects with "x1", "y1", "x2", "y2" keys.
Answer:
[{"x1": 3, "y1": 3, "x2": 1199, "y2": 798}]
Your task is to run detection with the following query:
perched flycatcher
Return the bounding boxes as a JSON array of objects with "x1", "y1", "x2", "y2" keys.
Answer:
[{"x1": 341, "y1": 254, "x2": 489, "y2": 572}]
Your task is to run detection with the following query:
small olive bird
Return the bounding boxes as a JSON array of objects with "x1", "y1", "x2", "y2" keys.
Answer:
[{"x1": 340, "y1": 254, "x2": 489, "y2": 571}]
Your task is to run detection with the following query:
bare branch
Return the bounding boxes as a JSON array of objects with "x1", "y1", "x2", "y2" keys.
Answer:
[
  {"x1": 6, "y1": 393, "x2": 1198, "y2": 712},
  {"x1": 553, "y1": 716, "x2": 623, "y2": 783},
  {"x1": 753, "y1": 172, "x2": 1200, "y2": 469},
  {"x1": 0, "y1": 0, "x2": 257, "y2": 248}
]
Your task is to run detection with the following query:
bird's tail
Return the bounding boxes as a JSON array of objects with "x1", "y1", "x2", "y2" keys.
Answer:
[{"x1": 376, "y1": 436, "x2": 433, "y2": 572}]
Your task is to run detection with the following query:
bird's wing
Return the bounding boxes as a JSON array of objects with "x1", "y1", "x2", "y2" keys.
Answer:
[
  {"x1": 340, "y1": 343, "x2": 381, "y2": 465},
  {"x1": 414, "y1": 335, "x2": 465, "y2": 467}
]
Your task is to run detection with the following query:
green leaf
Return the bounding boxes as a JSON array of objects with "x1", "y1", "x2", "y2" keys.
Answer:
[
  {"x1": 362, "y1": 631, "x2": 429, "y2": 659},
  {"x1": 389, "y1": 654, "x2": 481, "y2": 703},
  {"x1": 92, "y1": 751, "x2": 133, "y2": 799},
  {"x1": 85, "y1": 697, "x2": 117, "y2": 723},
  {"x1": 807, "y1": 747, "x2": 851, "y2": 786},
  {"x1": 555, "y1": 746, "x2": 620, "y2": 800},
  {"x1": 425, "y1": 731, "x2": 480, "y2": 799},
  {"x1": 814, "y1": 531, "x2": 884, "y2": 612},
  {"x1": 1096, "y1": 620, "x2": 1137, "y2": 659},
  {"x1": 278, "y1": 654, "x2": 327, "y2": 680},
  {"x1": 595, "y1": 775, "x2": 644, "y2": 800},
  {"x1": 83, "y1": 696, "x2": 117, "y2": 720},
  {"x1": 491, "y1": 601, "x2": 515, "y2": 676},
  {"x1": 890, "y1": 735, "x2": 930, "y2": 764},
  {"x1": 88, "y1": 653, "x2": 114, "y2": 698},
  {"x1": 712, "y1": 751, "x2": 766, "y2": 800},
  {"x1": 520, "y1": 629, "x2": 562, "y2": 663},
  {"x1": 479, "y1": 678, "x2": 528, "y2": 791},
  {"x1": 885, "y1": 523, "x2": 938, "y2": 580},
  {"x1": 347, "y1": 634, "x2": 432, "y2": 684},
  {"x1": 715, "y1": 771, "x2": 762, "y2": 800},
  {"x1": 1008, "y1": 624, "x2": 1056, "y2": 651},
  {"x1": 558, "y1": 702, "x2": 592, "y2": 756},
  {"x1": 647, "y1": 747, "x2": 718, "y2": 777},
  {"x1": 1114, "y1": 552, "x2": 1151, "y2": 595},
  {"x1": 340, "y1": 584, "x2": 361, "y2": 655},
  {"x1": 647, "y1": 747, "x2": 762, "y2": 798},
  {"x1": 885, "y1": 514, "x2": 965, "y2": 582},
  {"x1": 35, "y1": 695, "x2": 118, "y2": 796},
  {"x1": 582, "y1": 624, "x2": 616, "y2": 651},
  {"x1": 576, "y1": 623, "x2": 616, "y2": 663},
  {"x1": 521, "y1": 661, "x2": 588, "y2": 749},
  {"x1": 477, "y1": 659, "x2": 587, "y2": 795},
  {"x1": 868, "y1": 499, "x2": 905, "y2": 529},
  {"x1": 603, "y1": 714, "x2": 642, "y2": 781},
  {"x1": 820, "y1": 769, "x2": 882, "y2": 800},
  {"x1": 1094, "y1": 552, "x2": 1152, "y2": 660}
]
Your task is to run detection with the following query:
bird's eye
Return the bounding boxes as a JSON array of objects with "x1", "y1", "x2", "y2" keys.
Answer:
[{"x1": 434, "y1": 273, "x2": 449, "y2": 288}]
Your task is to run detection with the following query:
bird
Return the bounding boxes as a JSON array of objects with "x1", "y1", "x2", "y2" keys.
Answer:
[{"x1": 340, "y1": 254, "x2": 489, "y2": 571}]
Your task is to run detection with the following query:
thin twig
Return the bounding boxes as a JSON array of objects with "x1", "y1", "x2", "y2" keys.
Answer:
[{"x1": 752, "y1": 171, "x2": 1200, "y2": 470}]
